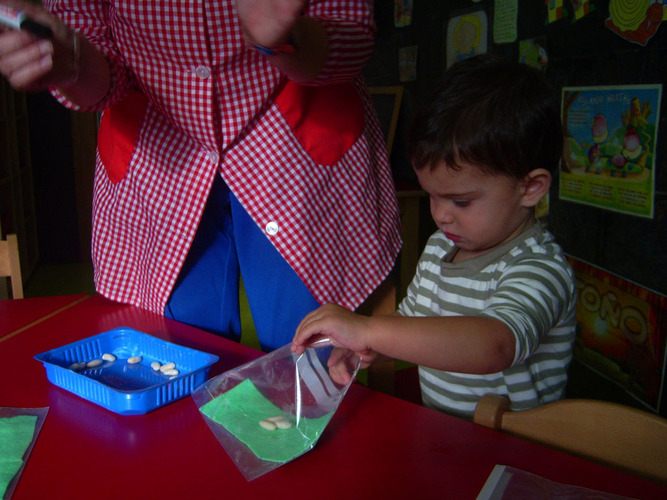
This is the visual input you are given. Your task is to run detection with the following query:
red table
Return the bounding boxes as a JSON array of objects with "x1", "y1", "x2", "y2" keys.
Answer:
[
  {"x1": 1, "y1": 294, "x2": 665, "y2": 499},
  {"x1": 0, "y1": 294, "x2": 89, "y2": 339}
]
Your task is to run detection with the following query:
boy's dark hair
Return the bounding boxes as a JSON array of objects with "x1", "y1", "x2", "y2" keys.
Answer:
[{"x1": 407, "y1": 54, "x2": 563, "y2": 178}]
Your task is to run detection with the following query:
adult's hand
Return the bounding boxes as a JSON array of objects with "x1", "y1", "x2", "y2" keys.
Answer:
[{"x1": 0, "y1": 0, "x2": 77, "y2": 91}]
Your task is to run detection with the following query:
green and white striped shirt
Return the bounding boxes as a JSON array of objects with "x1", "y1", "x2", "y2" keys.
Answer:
[{"x1": 398, "y1": 223, "x2": 577, "y2": 419}]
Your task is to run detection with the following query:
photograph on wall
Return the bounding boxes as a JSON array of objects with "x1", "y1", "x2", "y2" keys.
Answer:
[
  {"x1": 568, "y1": 256, "x2": 667, "y2": 412},
  {"x1": 445, "y1": 10, "x2": 488, "y2": 68},
  {"x1": 560, "y1": 84, "x2": 662, "y2": 218}
]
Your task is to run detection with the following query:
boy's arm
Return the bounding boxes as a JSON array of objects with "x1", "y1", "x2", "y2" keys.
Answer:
[{"x1": 292, "y1": 304, "x2": 516, "y2": 375}]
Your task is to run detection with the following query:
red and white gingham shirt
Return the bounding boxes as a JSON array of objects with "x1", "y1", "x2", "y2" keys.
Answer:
[{"x1": 48, "y1": 0, "x2": 401, "y2": 315}]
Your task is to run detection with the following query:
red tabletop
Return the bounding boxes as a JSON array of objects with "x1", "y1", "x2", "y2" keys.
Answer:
[
  {"x1": 1, "y1": 294, "x2": 665, "y2": 499},
  {"x1": 0, "y1": 294, "x2": 89, "y2": 339}
]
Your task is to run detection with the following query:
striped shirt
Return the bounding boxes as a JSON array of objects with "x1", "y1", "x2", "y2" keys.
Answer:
[
  {"x1": 398, "y1": 223, "x2": 577, "y2": 419},
  {"x1": 46, "y1": 0, "x2": 401, "y2": 315}
]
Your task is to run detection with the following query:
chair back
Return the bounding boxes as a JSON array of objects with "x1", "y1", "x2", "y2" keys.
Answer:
[
  {"x1": 0, "y1": 234, "x2": 23, "y2": 298},
  {"x1": 473, "y1": 394, "x2": 667, "y2": 484}
]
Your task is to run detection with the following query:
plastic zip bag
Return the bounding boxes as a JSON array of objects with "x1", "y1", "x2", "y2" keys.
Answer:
[
  {"x1": 192, "y1": 339, "x2": 361, "y2": 480},
  {"x1": 1, "y1": 407, "x2": 49, "y2": 500}
]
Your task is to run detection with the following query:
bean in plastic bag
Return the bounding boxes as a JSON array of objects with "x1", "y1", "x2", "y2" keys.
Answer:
[{"x1": 192, "y1": 339, "x2": 361, "y2": 480}]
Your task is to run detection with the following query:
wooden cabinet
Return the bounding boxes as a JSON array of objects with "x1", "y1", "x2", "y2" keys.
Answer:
[{"x1": 0, "y1": 79, "x2": 39, "y2": 285}]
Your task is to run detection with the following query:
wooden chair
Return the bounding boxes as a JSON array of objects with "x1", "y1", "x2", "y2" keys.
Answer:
[
  {"x1": 473, "y1": 394, "x2": 667, "y2": 484},
  {"x1": 0, "y1": 233, "x2": 24, "y2": 299}
]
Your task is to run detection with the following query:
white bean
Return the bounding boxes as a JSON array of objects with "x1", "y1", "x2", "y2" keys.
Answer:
[
  {"x1": 159, "y1": 362, "x2": 176, "y2": 373},
  {"x1": 267, "y1": 415, "x2": 293, "y2": 429},
  {"x1": 274, "y1": 419, "x2": 293, "y2": 430},
  {"x1": 127, "y1": 356, "x2": 143, "y2": 364},
  {"x1": 259, "y1": 419, "x2": 277, "y2": 431},
  {"x1": 102, "y1": 353, "x2": 117, "y2": 362},
  {"x1": 151, "y1": 361, "x2": 161, "y2": 371},
  {"x1": 163, "y1": 368, "x2": 179, "y2": 376},
  {"x1": 86, "y1": 359, "x2": 103, "y2": 368}
]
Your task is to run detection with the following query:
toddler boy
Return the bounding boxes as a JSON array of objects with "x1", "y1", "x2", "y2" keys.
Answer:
[{"x1": 292, "y1": 55, "x2": 577, "y2": 419}]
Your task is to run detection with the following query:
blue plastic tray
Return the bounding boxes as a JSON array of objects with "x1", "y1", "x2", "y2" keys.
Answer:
[{"x1": 34, "y1": 327, "x2": 219, "y2": 415}]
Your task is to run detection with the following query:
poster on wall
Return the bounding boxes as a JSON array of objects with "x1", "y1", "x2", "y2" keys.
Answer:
[
  {"x1": 546, "y1": 0, "x2": 567, "y2": 23},
  {"x1": 560, "y1": 84, "x2": 662, "y2": 218},
  {"x1": 567, "y1": 256, "x2": 667, "y2": 412},
  {"x1": 445, "y1": 10, "x2": 488, "y2": 68},
  {"x1": 571, "y1": 0, "x2": 595, "y2": 21},
  {"x1": 394, "y1": 0, "x2": 413, "y2": 28},
  {"x1": 398, "y1": 45, "x2": 418, "y2": 82},
  {"x1": 606, "y1": 0, "x2": 667, "y2": 46},
  {"x1": 518, "y1": 37, "x2": 548, "y2": 71},
  {"x1": 492, "y1": 0, "x2": 517, "y2": 44}
]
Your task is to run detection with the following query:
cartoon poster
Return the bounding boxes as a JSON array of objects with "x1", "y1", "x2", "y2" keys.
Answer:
[
  {"x1": 446, "y1": 10, "x2": 488, "y2": 68},
  {"x1": 560, "y1": 85, "x2": 662, "y2": 218},
  {"x1": 567, "y1": 256, "x2": 667, "y2": 412},
  {"x1": 519, "y1": 37, "x2": 548, "y2": 71},
  {"x1": 606, "y1": 0, "x2": 667, "y2": 46}
]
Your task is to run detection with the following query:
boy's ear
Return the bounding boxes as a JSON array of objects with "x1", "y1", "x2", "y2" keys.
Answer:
[{"x1": 521, "y1": 168, "x2": 552, "y2": 207}]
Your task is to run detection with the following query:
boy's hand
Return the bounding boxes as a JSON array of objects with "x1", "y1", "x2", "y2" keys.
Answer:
[
  {"x1": 292, "y1": 303, "x2": 375, "y2": 359},
  {"x1": 326, "y1": 347, "x2": 373, "y2": 386}
]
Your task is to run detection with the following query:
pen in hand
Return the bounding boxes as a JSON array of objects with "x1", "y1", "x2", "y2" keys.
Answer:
[{"x1": 0, "y1": 4, "x2": 53, "y2": 39}]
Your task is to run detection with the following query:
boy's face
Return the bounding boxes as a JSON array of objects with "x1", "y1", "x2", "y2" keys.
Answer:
[{"x1": 416, "y1": 160, "x2": 535, "y2": 260}]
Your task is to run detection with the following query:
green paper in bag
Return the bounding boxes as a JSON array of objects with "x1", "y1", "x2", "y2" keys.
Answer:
[
  {"x1": 193, "y1": 340, "x2": 360, "y2": 480},
  {"x1": 0, "y1": 408, "x2": 48, "y2": 500},
  {"x1": 200, "y1": 379, "x2": 331, "y2": 462}
]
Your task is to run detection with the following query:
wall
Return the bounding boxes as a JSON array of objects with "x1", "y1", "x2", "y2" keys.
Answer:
[
  {"x1": 365, "y1": 0, "x2": 666, "y2": 294},
  {"x1": 364, "y1": 1, "x2": 666, "y2": 413}
]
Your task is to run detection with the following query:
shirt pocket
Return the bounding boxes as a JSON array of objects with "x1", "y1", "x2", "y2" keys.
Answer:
[
  {"x1": 97, "y1": 90, "x2": 148, "y2": 184},
  {"x1": 274, "y1": 81, "x2": 365, "y2": 166}
]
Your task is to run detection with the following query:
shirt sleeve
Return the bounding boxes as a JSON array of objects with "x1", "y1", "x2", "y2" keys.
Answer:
[
  {"x1": 479, "y1": 255, "x2": 576, "y2": 366},
  {"x1": 45, "y1": 0, "x2": 143, "y2": 112},
  {"x1": 303, "y1": 0, "x2": 376, "y2": 85},
  {"x1": 397, "y1": 232, "x2": 447, "y2": 317}
]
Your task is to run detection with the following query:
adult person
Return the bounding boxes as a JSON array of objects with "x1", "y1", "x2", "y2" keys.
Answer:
[{"x1": 0, "y1": 0, "x2": 401, "y2": 350}]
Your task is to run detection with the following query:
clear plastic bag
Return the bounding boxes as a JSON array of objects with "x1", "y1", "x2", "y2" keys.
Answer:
[
  {"x1": 1, "y1": 407, "x2": 49, "y2": 500},
  {"x1": 192, "y1": 339, "x2": 360, "y2": 480}
]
